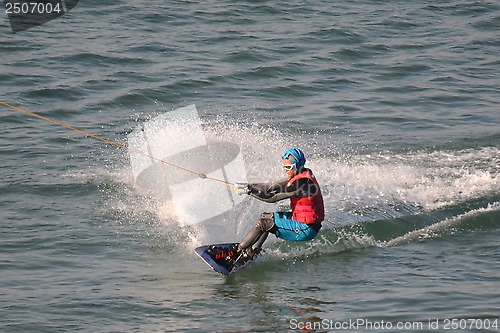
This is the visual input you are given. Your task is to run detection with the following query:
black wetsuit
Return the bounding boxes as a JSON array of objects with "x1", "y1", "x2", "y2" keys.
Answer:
[
  {"x1": 249, "y1": 177, "x2": 320, "y2": 203},
  {"x1": 239, "y1": 173, "x2": 322, "y2": 252}
]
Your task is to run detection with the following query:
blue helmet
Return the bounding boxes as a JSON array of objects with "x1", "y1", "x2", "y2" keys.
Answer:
[{"x1": 282, "y1": 148, "x2": 306, "y2": 171}]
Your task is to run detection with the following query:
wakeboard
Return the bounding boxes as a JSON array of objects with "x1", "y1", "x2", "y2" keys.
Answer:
[{"x1": 195, "y1": 243, "x2": 256, "y2": 275}]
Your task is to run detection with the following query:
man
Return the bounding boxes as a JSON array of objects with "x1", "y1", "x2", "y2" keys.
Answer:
[{"x1": 208, "y1": 148, "x2": 324, "y2": 268}]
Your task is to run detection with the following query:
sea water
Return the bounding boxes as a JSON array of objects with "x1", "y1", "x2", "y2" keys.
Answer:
[{"x1": 1, "y1": 1, "x2": 499, "y2": 332}]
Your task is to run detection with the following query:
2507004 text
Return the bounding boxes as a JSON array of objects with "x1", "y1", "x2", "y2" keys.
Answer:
[
  {"x1": 440, "y1": 318, "x2": 498, "y2": 330},
  {"x1": 5, "y1": 2, "x2": 62, "y2": 15}
]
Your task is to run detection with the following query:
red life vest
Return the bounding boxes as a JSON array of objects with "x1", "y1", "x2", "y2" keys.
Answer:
[{"x1": 287, "y1": 169, "x2": 324, "y2": 225}]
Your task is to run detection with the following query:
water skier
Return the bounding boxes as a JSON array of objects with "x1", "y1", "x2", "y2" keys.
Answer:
[{"x1": 209, "y1": 148, "x2": 324, "y2": 267}]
